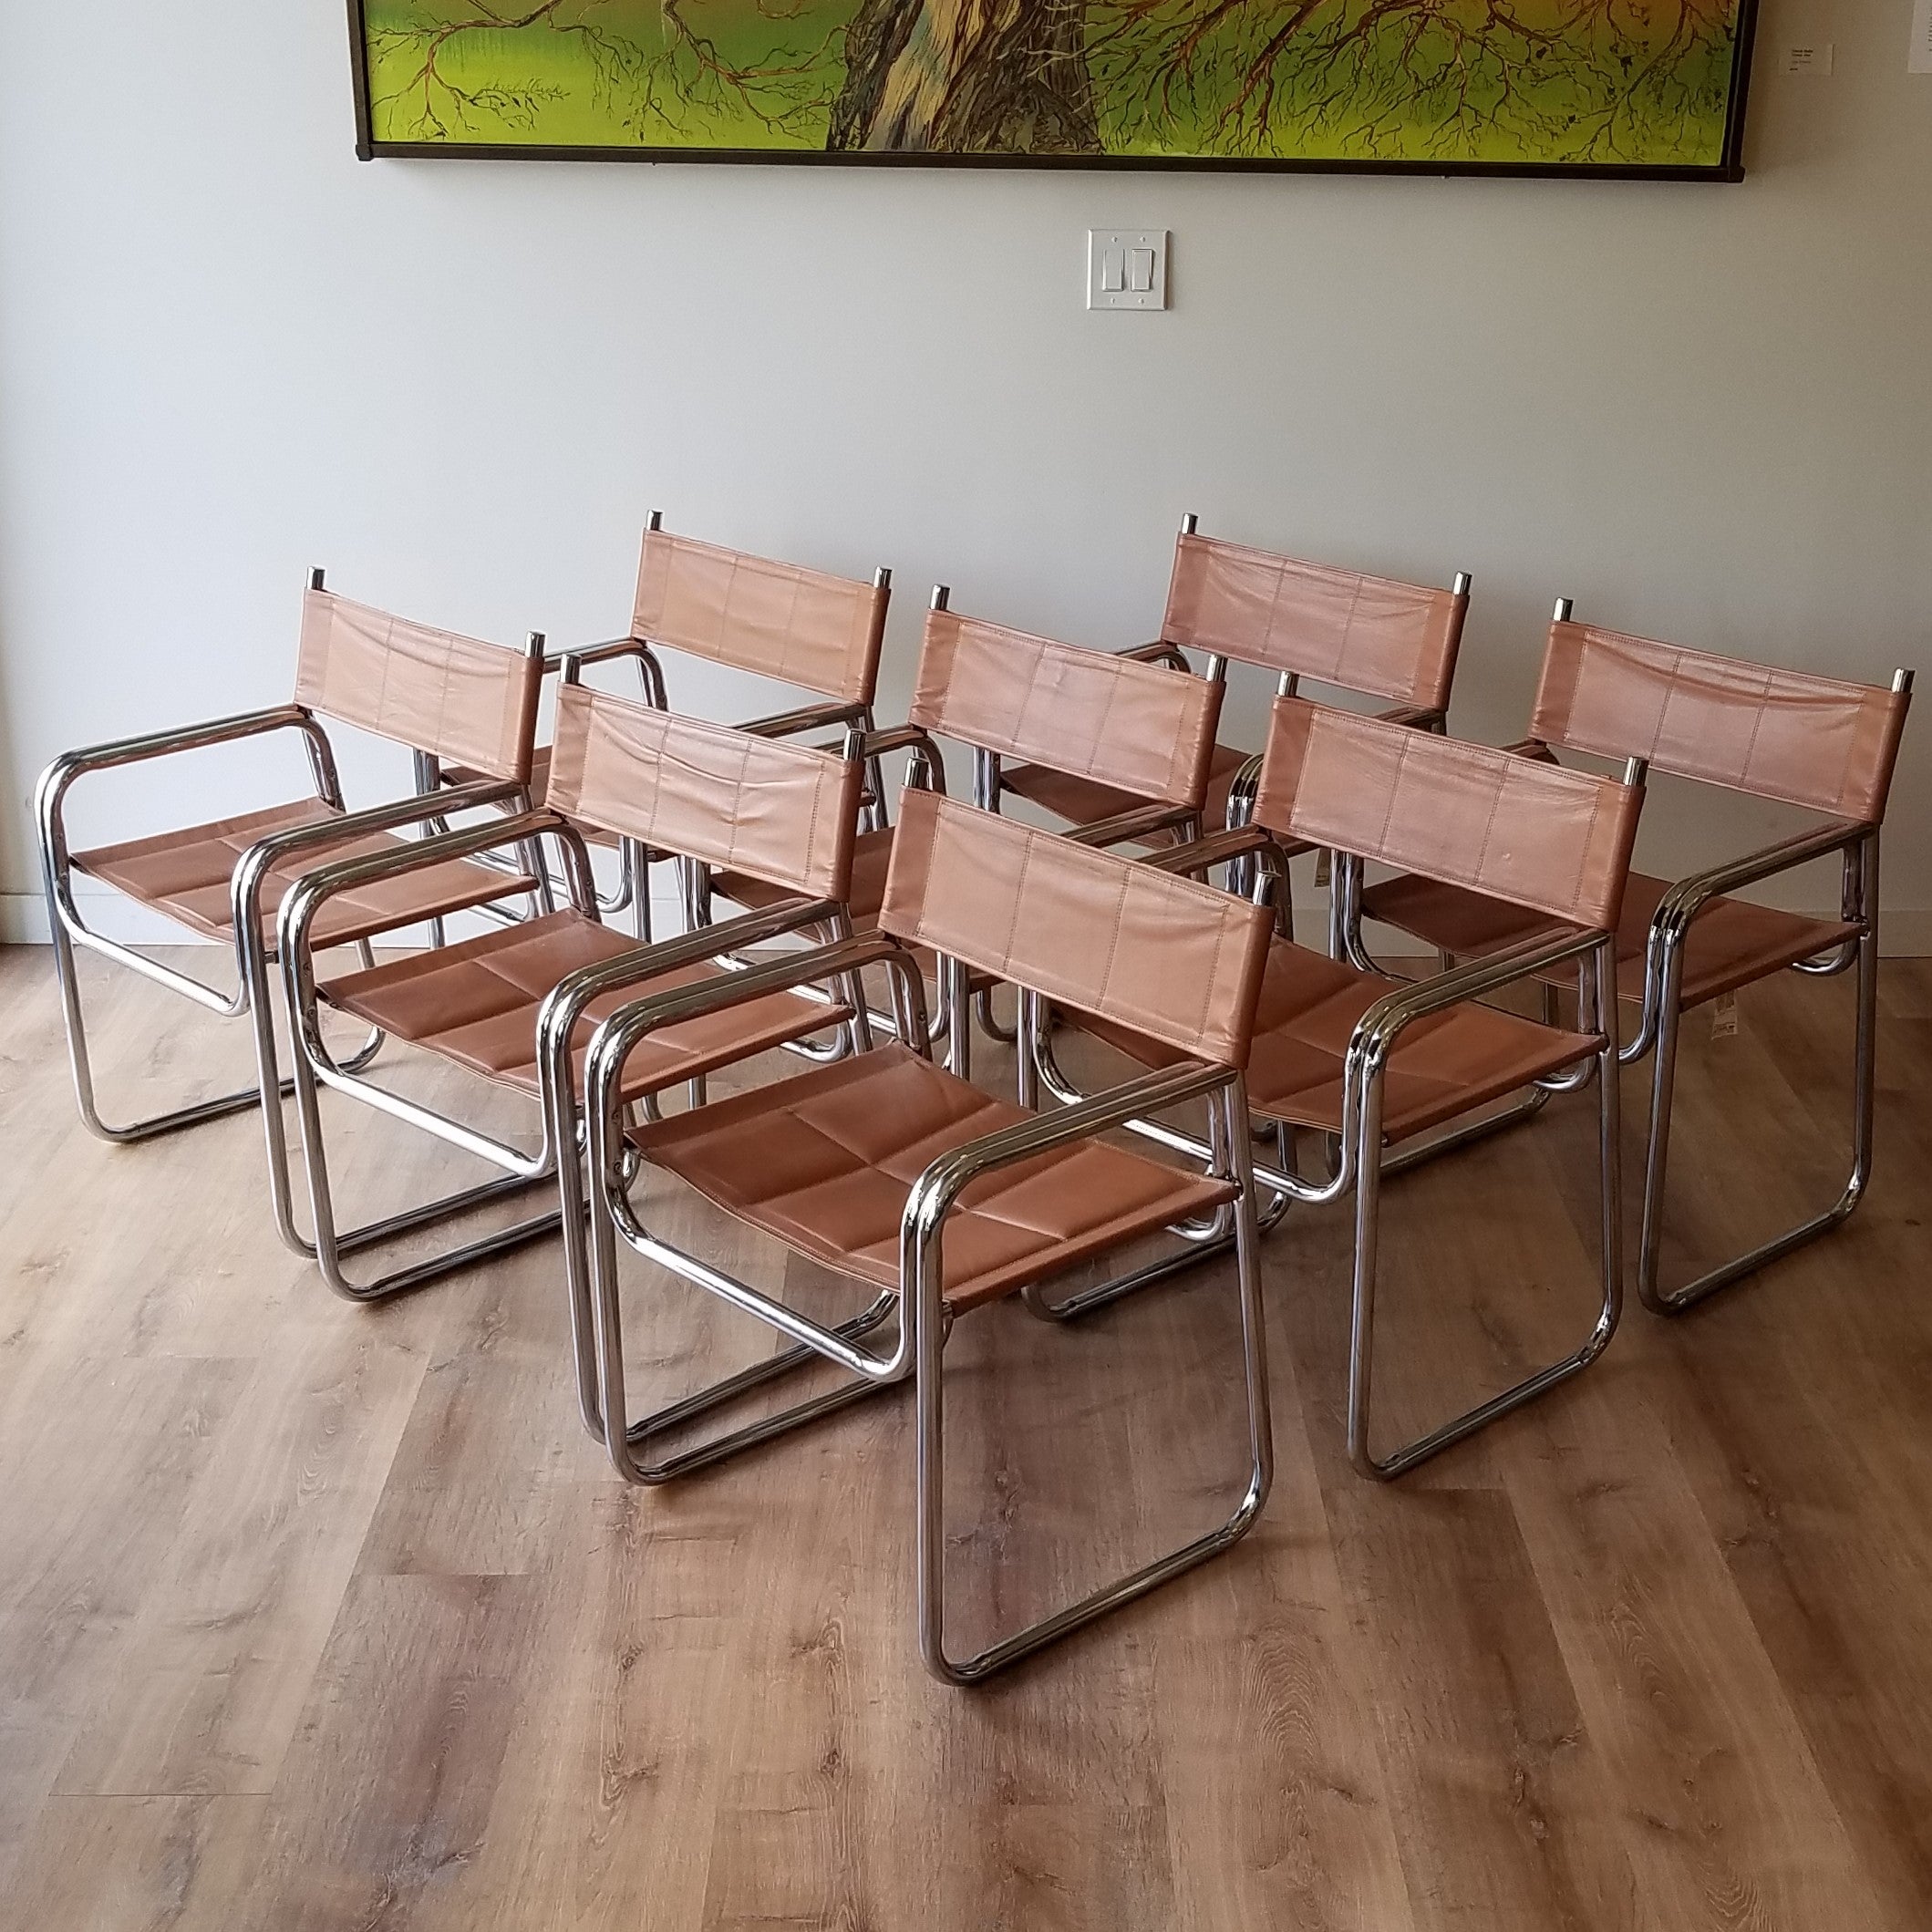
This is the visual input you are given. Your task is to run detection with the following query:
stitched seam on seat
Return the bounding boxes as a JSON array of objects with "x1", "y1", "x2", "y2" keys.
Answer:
[
  {"x1": 1334, "y1": 573, "x2": 1365, "y2": 688},
  {"x1": 1091, "y1": 865, "x2": 1130, "y2": 1026}
]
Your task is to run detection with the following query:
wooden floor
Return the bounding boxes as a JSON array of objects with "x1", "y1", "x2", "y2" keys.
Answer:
[{"x1": 3, "y1": 943, "x2": 1931, "y2": 1930}]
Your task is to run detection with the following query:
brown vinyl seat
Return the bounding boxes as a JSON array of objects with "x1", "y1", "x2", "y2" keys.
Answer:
[
  {"x1": 717, "y1": 594, "x2": 1227, "y2": 1071},
  {"x1": 632, "y1": 1042, "x2": 1235, "y2": 1315},
  {"x1": 713, "y1": 821, "x2": 894, "y2": 923},
  {"x1": 1361, "y1": 866, "x2": 1858, "y2": 1012},
  {"x1": 36, "y1": 577, "x2": 548, "y2": 1266},
  {"x1": 570, "y1": 786, "x2": 1276, "y2": 1685},
  {"x1": 73, "y1": 798, "x2": 534, "y2": 954},
  {"x1": 320, "y1": 911, "x2": 847, "y2": 1105},
  {"x1": 1077, "y1": 940, "x2": 1597, "y2": 1145},
  {"x1": 276, "y1": 688, "x2": 873, "y2": 1304},
  {"x1": 1044, "y1": 698, "x2": 1643, "y2": 1483},
  {"x1": 1351, "y1": 611, "x2": 1913, "y2": 1317},
  {"x1": 999, "y1": 522, "x2": 1468, "y2": 839},
  {"x1": 1000, "y1": 740, "x2": 1253, "y2": 844}
]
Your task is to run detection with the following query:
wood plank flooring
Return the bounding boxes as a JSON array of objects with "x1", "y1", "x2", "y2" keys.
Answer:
[{"x1": 2, "y1": 943, "x2": 1930, "y2": 1929}]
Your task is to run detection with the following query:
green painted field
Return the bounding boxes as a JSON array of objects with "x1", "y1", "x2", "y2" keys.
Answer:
[{"x1": 361, "y1": 0, "x2": 1745, "y2": 166}]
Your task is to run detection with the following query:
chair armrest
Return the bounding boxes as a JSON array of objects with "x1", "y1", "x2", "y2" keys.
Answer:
[
  {"x1": 547, "y1": 636, "x2": 649, "y2": 674},
  {"x1": 36, "y1": 706, "x2": 330, "y2": 860},
  {"x1": 736, "y1": 698, "x2": 872, "y2": 740},
  {"x1": 900, "y1": 1060, "x2": 1239, "y2": 1278},
  {"x1": 1139, "y1": 824, "x2": 1281, "y2": 878},
  {"x1": 584, "y1": 934, "x2": 915, "y2": 1117},
  {"x1": 849, "y1": 723, "x2": 948, "y2": 804},
  {"x1": 1063, "y1": 802, "x2": 1198, "y2": 849},
  {"x1": 852, "y1": 721, "x2": 942, "y2": 766},
  {"x1": 277, "y1": 808, "x2": 565, "y2": 974},
  {"x1": 535, "y1": 894, "x2": 848, "y2": 1102},
  {"x1": 1651, "y1": 820, "x2": 1867, "y2": 937},
  {"x1": 231, "y1": 778, "x2": 527, "y2": 953},
  {"x1": 1351, "y1": 927, "x2": 1607, "y2": 1063},
  {"x1": 1117, "y1": 641, "x2": 1193, "y2": 673},
  {"x1": 46, "y1": 704, "x2": 315, "y2": 780}
]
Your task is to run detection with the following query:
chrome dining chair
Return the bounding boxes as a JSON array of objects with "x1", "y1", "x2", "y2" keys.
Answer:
[
  {"x1": 440, "y1": 513, "x2": 893, "y2": 942},
  {"x1": 559, "y1": 787, "x2": 1276, "y2": 1684},
  {"x1": 36, "y1": 574, "x2": 548, "y2": 1257},
  {"x1": 998, "y1": 516, "x2": 1469, "y2": 854},
  {"x1": 703, "y1": 587, "x2": 1225, "y2": 1076},
  {"x1": 1036, "y1": 699, "x2": 1645, "y2": 1479},
  {"x1": 276, "y1": 685, "x2": 871, "y2": 1302},
  {"x1": 1354, "y1": 610, "x2": 1912, "y2": 1315}
]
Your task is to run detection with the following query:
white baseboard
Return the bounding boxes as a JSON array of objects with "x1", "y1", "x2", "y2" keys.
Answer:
[{"x1": 9, "y1": 890, "x2": 1932, "y2": 956}]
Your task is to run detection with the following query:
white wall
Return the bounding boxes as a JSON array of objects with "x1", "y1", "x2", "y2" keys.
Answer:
[{"x1": 2, "y1": 0, "x2": 1927, "y2": 943}]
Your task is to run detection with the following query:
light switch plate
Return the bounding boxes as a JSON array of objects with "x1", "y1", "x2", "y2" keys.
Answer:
[{"x1": 1089, "y1": 229, "x2": 1167, "y2": 311}]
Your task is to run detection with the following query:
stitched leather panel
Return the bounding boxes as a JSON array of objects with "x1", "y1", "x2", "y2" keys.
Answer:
[
  {"x1": 1255, "y1": 698, "x2": 1641, "y2": 932},
  {"x1": 880, "y1": 790, "x2": 1272, "y2": 1068},
  {"x1": 630, "y1": 528, "x2": 888, "y2": 705},
  {"x1": 1359, "y1": 869, "x2": 1861, "y2": 1012},
  {"x1": 1074, "y1": 938, "x2": 1599, "y2": 1145},
  {"x1": 72, "y1": 800, "x2": 539, "y2": 951},
  {"x1": 1532, "y1": 622, "x2": 1908, "y2": 823},
  {"x1": 998, "y1": 739, "x2": 1253, "y2": 842},
  {"x1": 294, "y1": 590, "x2": 541, "y2": 785},
  {"x1": 545, "y1": 687, "x2": 859, "y2": 901},
  {"x1": 319, "y1": 911, "x2": 848, "y2": 1100},
  {"x1": 629, "y1": 1043, "x2": 1235, "y2": 1313},
  {"x1": 1161, "y1": 533, "x2": 1464, "y2": 708},
  {"x1": 908, "y1": 610, "x2": 1223, "y2": 809}
]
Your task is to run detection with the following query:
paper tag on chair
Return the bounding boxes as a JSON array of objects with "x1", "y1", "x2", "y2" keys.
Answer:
[
  {"x1": 1711, "y1": 991, "x2": 1739, "y2": 1039},
  {"x1": 1314, "y1": 849, "x2": 1332, "y2": 888}
]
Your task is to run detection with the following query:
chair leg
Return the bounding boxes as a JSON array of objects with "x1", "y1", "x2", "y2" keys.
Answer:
[
  {"x1": 239, "y1": 927, "x2": 391, "y2": 1259},
  {"x1": 917, "y1": 1087, "x2": 1273, "y2": 1686},
  {"x1": 283, "y1": 1017, "x2": 558, "y2": 1302},
  {"x1": 1637, "y1": 843, "x2": 1881, "y2": 1314},
  {"x1": 973, "y1": 985, "x2": 1017, "y2": 1045},
  {"x1": 46, "y1": 912, "x2": 270, "y2": 1142},
  {"x1": 580, "y1": 1147, "x2": 907, "y2": 1480},
  {"x1": 45, "y1": 894, "x2": 382, "y2": 1149},
  {"x1": 1348, "y1": 941, "x2": 1624, "y2": 1480}
]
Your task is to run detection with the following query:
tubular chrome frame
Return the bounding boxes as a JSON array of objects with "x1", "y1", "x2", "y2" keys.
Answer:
[
  {"x1": 1338, "y1": 635, "x2": 1914, "y2": 1317},
  {"x1": 569, "y1": 932, "x2": 1272, "y2": 1685},
  {"x1": 1023, "y1": 516, "x2": 1466, "y2": 855},
  {"x1": 683, "y1": 717, "x2": 957, "y2": 1066},
  {"x1": 843, "y1": 578, "x2": 1214, "y2": 1079},
  {"x1": 276, "y1": 791, "x2": 865, "y2": 1303},
  {"x1": 1635, "y1": 821, "x2": 1883, "y2": 1315},
  {"x1": 554, "y1": 533, "x2": 898, "y2": 933},
  {"x1": 35, "y1": 677, "x2": 542, "y2": 1218},
  {"x1": 1028, "y1": 820, "x2": 1624, "y2": 1477}
]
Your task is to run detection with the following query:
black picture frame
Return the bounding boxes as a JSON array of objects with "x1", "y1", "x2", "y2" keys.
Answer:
[{"x1": 346, "y1": 0, "x2": 1759, "y2": 181}]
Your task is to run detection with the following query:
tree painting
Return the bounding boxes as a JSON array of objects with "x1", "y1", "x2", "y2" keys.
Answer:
[{"x1": 355, "y1": 0, "x2": 1754, "y2": 170}]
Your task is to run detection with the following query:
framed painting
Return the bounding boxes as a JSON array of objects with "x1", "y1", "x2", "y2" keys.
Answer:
[{"x1": 348, "y1": 0, "x2": 1760, "y2": 178}]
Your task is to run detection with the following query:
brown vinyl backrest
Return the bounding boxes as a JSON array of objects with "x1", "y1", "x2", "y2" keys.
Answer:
[
  {"x1": 880, "y1": 790, "x2": 1272, "y2": 1068},
  {"x1": 908, "y1": 609, "x2": 1224, "y2": 809},
  {"x1": 294, "y1": 588, "x2": 542, "y2": 786},
  {"x1": 546, "y1": 686, "x2": 860, "y2": 902},
  {"x1": 1161, "y1": 532, "x2": 1465, "y2": 711},
  {"x1": 1532, "y1": 621, "x2": 1909, "y2": 825},
  {"x1": 629, "y1": 527, "x2": 889, "y2": 707},
  {"x1": 1254, "y1": 698, "x2": 1641, "y2": 932}
]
